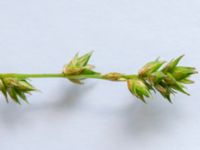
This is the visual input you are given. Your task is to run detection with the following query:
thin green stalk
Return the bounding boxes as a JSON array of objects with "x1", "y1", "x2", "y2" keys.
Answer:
[
  {"x1": 0, "y1": 73, "x2": 138, "y2": 80},
  {"x1": 0, "y1": 73, "x2": 65, "y2": 79}
]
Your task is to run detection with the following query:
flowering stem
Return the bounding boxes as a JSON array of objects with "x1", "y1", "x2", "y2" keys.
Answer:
[
  {"x1": 0, "y1": 73, "x2": 137, "y2": 80},
  {"x1": 0, "y1": 51, "x2": 197, "y2": 104}
]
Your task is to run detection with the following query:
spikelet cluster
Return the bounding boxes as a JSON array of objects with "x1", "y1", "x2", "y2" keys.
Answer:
[{"x1": 127, "y1": 55, "x2": 197, "y2": 102}]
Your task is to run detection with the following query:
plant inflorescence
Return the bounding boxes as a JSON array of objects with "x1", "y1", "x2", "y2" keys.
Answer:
[{"x1": 0, "y1": 52, "x2": 197, "y2": 104}]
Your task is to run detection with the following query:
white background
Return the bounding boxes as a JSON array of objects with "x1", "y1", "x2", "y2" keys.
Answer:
[{"x1": 0, "y1": 0, "x2": 200, "y2": 150}]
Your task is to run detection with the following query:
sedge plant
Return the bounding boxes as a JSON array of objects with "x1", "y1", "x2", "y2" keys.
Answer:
[{"x1": 0, "y1": 52, "x2": 197, "y2": 104}]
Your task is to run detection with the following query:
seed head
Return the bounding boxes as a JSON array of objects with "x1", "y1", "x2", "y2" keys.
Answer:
[
  {"x1": 134, "y1": 55, "x2": 197, "y2": 103},
  {"x1": 63, "y1": 51, "x2": 100, "y2": 84},
  {"x1": 63, "y1": 51, "x2": 94, "y2": 75},
  {"x1": 0, "y1": 78, "x2": 36, "y2": 104},
  {"x1": 127, "y1": 78, "x2": 151, "y2": 102}
]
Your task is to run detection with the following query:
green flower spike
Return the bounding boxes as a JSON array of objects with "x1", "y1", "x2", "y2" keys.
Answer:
[
  {"x1": 0, "y1": 52, "x2": 197, "y2": 104},
  {"x1": 134, "y1": 55, "x2": 198, "y2": 103},
  {"x1": 127, "y1": 77, "x2": 151, "y2": 103},
  {"x1": 0, "y1": 78, "x2": 36, "y2": 104},
  {"x1": 63, "y1": 51, "x2": 94, "y2": 75},
  {"x1": 63, "y1": 51, "x2": 100, "y2": 84}
]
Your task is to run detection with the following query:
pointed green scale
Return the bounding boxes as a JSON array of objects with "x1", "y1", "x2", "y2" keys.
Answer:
[
  {"x1": 15, "y1": 88, "x2": 29, "y2": 103},
  {"x1": 8, "y1": 88, "x2": 21, "y2": 104},
  {"x1": 139, "y1": 58, "x2": 165, "y2": 77},
  {"x1": 162, "y1": 55, "x2": 184, "y2": 73},
  {"x1": 77, "y1": 51, "x2": 93, "y2": 67},
  {"x1": 171, "y1": 66, "x2": 198, "y2": 81},
  {"x1": 0, "y1": 79, "x2": 8, "y2": 102}
]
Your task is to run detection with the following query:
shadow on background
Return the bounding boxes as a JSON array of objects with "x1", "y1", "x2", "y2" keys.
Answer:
[
  {"x1": 0, "y1": 84, "x2": 180, "y2": 139},
  {"x1": 119, "y1": 102, "x2": 179, "y2": 138},
  {"x1": 0, "y1": 83, "x2": 94, "y2": 128}
]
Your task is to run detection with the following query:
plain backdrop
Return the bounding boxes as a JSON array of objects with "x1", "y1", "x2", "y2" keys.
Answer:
[{"x1": 0, "y1": 0, "x2": 199, "y2": 150}]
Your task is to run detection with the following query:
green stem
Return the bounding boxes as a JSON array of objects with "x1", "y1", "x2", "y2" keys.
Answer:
[
  {"x1": 0, "y1": 73, "x2": 65, "y2": 78},
  {"x1": 0, "y1": 73, "x2": 138, "y2": 81},
  {"x1": 0, "y1": 73, "x2": 103, "y2": 79}
]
